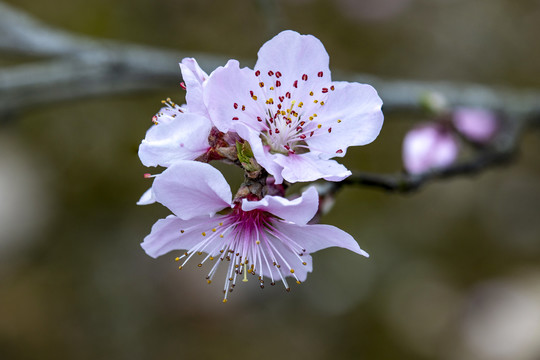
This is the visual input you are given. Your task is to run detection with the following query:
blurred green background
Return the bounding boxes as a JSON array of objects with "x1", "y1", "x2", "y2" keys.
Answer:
[{"x1": 1, "y1": 0, "x2": 540, "y2": 359}]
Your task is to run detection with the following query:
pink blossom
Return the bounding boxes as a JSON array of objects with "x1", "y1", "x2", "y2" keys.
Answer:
[
  {"x1": 402, "y1": 123, "x2": 459, "y2": 174},
  {"x1": 453, "y1": 107, "x2": 498, "y2": 143},
  {"x1": 203, "y1": 30, "x2": 384, "y2": 184},
  {"x1": 141, "y1": 161, "x2": 367, "y2": 302}
]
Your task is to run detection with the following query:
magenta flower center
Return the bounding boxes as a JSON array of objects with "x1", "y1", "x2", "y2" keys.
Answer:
[{"x1": 174, "y1": 205, "x2": 308, "y2": 302}]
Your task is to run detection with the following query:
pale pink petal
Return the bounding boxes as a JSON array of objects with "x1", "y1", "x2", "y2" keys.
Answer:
[
  {"x1": 203, "y1": 60, "x2": 267, "y2": 133},
  {"x1": 453, "y1": 107, "x2": 498, "y2": 143},
  {"x1": 141, "y1": 215, "x2": 218, "y2": 258},
  {"x1": 137, "y1": 187, "x2": 156, "y2": 205},
  {"x1": 403, "y1": 124, "x2": 459, "y2": 174},
  {"x1": 241, "y1": 186, "x2": 319, "y2": 225},
  {"x1": 153, "y1": 161, "x2": 232, "y2": 220},
  {"x1": 274, "y1": 221, "x2": 368, "y2": 257},
  {"x1": 138, "y1": 113, "x2": 211, "y2": 167},
  {"x1": 274, "y1": 152, "x2": 351, "y2": 183},
  {"x1": 307, "y1": 81, "x2": 384, "y2": 158},
  {"x1": 255, "y1": 30, "x2": 331, "y2": 97},
  {"x1": 180, "y1": 58, "x2": 209, "y2": 116}
]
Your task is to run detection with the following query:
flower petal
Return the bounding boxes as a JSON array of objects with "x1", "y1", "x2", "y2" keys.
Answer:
[
  {"x1": 153, "y1": 161, "x2": 232, "y2": 219},
  {"x1": 402, "y1": 123, "x2": 459, "y2": 174},
  {"x1": 138, "y1": 112, "x2": 211, "y2": 167},
  {"x1": 141, "y1": 215, "x2": 217, "y2": 258},
  {"x1": 255, "y1": 30, "x2": 331, "y2": 96},
  {"x1": 307, "y1": 81, "x2": 384, "y2": 158},
  {"x1": 241, "y1": 186, "x2": 319, "y2": 225},
  {"x1": 274, "y1": 152, "x2": 351, "y2": 183},
  {"x1": 453, "y1": 107, "x2": 498, "y2": 143},
  {"x1": 274, "y1": 221, "x2": 368, "y2": 257},
  {"x1": 180, "y1": 58, "x2": 209, "y2": 116},
  {"x1": 137, "y1": 187, "x2": 156, "y2": 205},
  {"x1": 203, "y1": 60, "x2": 266, "y2": 133}
]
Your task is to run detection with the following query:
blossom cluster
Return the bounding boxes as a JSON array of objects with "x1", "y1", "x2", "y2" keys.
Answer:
[{"x1": 138, "y1": 30, "x2": 384, "y2": 302}]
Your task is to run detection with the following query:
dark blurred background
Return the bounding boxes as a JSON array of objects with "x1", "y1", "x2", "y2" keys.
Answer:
[{"x1": 1, "y1": 0, "x2": 540, "y2": 359}]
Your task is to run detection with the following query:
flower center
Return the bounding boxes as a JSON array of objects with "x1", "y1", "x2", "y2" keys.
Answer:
[{"x1": 173, "y1": 205, "x2": 308, "y2": 302}]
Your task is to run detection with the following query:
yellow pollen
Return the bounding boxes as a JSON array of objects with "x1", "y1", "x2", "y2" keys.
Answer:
[
  {"x1": 296, "y1": 280, "x2": 302, "y2": 284},
  {"x1": 220, "y1": 234, "x2": 224, "y2": 238},
  {"x1": 197, "y1": 264, "x2": 202, "y2": 267},
  {"x1": 298, "y1": 102, "x2": 304, "y2": 108},
  {"x1": 210, "y1": 256, "x2": 214, "y2": 260},
  {"x1": 309, "y1": 116, "x2": 313, "y2": 121},
  {"x1": 309, "y1": 91, "x2": 314, "y2": 96},
  {"x1": 259, "y1": 82, "x2": 264, "y2": 87},
  {"x1": 175, "y1": 257, "x2": 180, "y2": 261},
  {"x1": 290, "y1": 269, "x2": 295, "y2": 273},
  {"x1": 320, "y1": 101, "x2": 325, "y2": 105},
  {"x1": 223, "y1": 299, "x2": 228, "y2": 303},
  {"x1": 212, "y1": 228, "x2": 216, "y2": 232},
  {"x1": 252, "y1": 95, "x2": 257, "y2": 100},
  {"x1": 256, "y1": 240, "x2": 260, "y2": 244},
  {"x1": 302, "y1": 262, "x2": 307, "y2": 265},
  {"x1": 313, "y1": 99, "x2": 318, "y2": 103},
  {"x1": 219, "y1": 222, "x2": 223, "y2": 226},
  {"x1": 270, "y1": 86, "x2": 274, "y2": 90},
  {"x1": 313, "y1": 113, "x2": 318, "y2": 117},
  {"x1": 197, "y1": 251, "x2": 202, "y2": 255},
  {"x1": 178, "y1": 266, "x2": 183, "y2": 270},
  {"x1": 202, "y1": 232, "x2": 206, "y2": 236},
  {"x1": 207, "y1": 280, "x2": 212, "y2": 284},
  {"x1": 281, "y1": 111, "x2": 286, "y2": 115},
  {"x1": 337, "y1": 119, "x2": 342, "y2": 123},
  {"x1": 317, "y1": 124, "x2": 322, "y2": 129},
  {"x1": 286, "y1": 109, "x2": 291, "y2": 114},
  {"x1": 180, "y1": 230, "x2": 185, "y2": 233}
]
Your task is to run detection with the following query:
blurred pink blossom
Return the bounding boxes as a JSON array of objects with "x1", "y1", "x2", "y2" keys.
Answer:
[
  {"x1": 453, "y1": 107, "x2": 498, "y2": 143},
  {"x1": 403, "y1": 124, "x2": 459, "y2": 174}
]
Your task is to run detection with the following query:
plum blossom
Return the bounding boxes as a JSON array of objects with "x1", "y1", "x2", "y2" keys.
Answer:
[
  {"x1": 203, "y1": 30, "x2": 384, "y2": 184},
  {"x1": 402, "y1": 123, "x2": 459, "y2": 174},
  {"x1": 141, "y1": 161, "x2": 367, "y2": 302},
  {"x1": 453, "y1": 107, "x2": 498, "y2": 143}
]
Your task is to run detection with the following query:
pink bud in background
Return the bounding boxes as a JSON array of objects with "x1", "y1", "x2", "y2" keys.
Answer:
[
  {"x1": 453, "y1": 107, "x2": 498, "y2": 143},
  {"x1": 403, "y1": 124, "x2": 459, "y2": 174}
]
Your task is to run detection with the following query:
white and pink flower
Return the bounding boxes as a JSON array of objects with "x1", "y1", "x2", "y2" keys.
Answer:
[
  {"x1": 141, "y1": 161, "x2": 367, "y2": 302},
  {"x1": 402, "y1": 123, "x2": 459, "y2": 174},
  {"x1": 203, "y1": 30, "x2": 384, "y2": 184}
]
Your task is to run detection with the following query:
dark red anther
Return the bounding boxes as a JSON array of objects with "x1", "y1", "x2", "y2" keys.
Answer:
[
  {"x1": 299, "y1": 121, "x2": 305, "y2": 126},
  {"x1": 293, "y1": 80, "x2": 298, "y2": 88},
  {"x1": 279, "y1": 96, "x2": 284, "y2": 102},
  {"x1": 275, "y1": 80, "x2": 281, "y2": 87},
  {"x1": 318, "y1": 71, "x2": 323, "y2": 77},
  {"x1": 284, "y1": 145, "x2": 290, "y2": 150},
  {"x1": 255, "y1": 70, "x2": 260, "y2": 76},
  {"x1": 232, "y1": 117, "x2": 239, "y2": 121},
  {"x1": 336, "y1": 149, "x2": 343, "y2": 154},
  {"x1": 250, "y1": 90, "x2": 254, "y2": 97},
  {"x1": 285, "y1": 92, "x2": 291, "y2": 99},
  {"x1": 277, "y1": 104, "x2": 282, "y2": 109},
  {"x1": 268, "y1": 70, "x2": 274, "y2": 76},
  {"x1": 330, "y1": 85, "x2": 335, "y2": 91},
  {"x1": 322, "y1": 88, "x2": 328, "y2": 93},
  {"x1": 296, "y1": 126, "x2": 302, "y2": 131},
  {"x1": 275, "y1": 129, "x2": 280, "y2": 134},
  {"x1": 234, "y1": 103, "x2": 238, "y2": 109},
  {"x1": 300, "y1": 134, "x2": 306, "y2": 139},
  {"x1": 328, "y1": 127, "x2": 332, "y2": 133},
  {"x1": 269, "y1": 129, "x2": 273, "y2": 135},
  {"x1": 302, "y1": 74, "x2": 308, "y2": 81},
  {"x1": 276, "y1": 71, "x2": 282, "y2": 78},
  {"x1": 310, "y1": 131, "x2": 314, "y2": 137},
  {"x1": 257, "y1": 116, "x2": 263, "y2": 122},
  {"x1": 180, "y1": 82, "x2": 187, "y2": 90}
]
